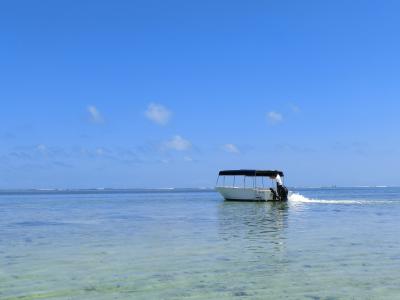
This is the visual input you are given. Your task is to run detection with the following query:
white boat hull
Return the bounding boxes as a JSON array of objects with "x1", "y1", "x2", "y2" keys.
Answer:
[{"x1": 215, "y1": 187, "x2": 275, "y2": 201}]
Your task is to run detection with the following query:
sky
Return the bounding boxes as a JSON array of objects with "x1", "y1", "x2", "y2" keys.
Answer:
[{"x1": 1, "y1": 0, "x2": 400, "y2": 188}]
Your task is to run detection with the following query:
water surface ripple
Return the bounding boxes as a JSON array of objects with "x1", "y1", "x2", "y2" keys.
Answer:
[{"x1": 1, "y1": 187, "x2": 400, "y2": 299}]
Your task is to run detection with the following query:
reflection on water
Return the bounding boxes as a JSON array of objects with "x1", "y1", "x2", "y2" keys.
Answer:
[{"x1": 218, "y1": 202, "x2": 288, "y2": 254}]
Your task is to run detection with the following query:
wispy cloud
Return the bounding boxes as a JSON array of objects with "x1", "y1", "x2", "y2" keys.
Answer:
[
  {"x1": 145, "y1": 103, "x2": 171, "y2": 125},
  {"x1": 165, "y1": 135, "x2": 191, "y2": 151},
  {"x1": 275, "y1": 143, "x2": 316, "y2": 153},
  {"x1": 267, "y1": 111, "x2": 283, "y2": 124},
  {"x1": 87, "y1": 105, "x2": 104, "y2": 123},
  {"x1": 289, "y1": 103, "x2": 301, "y2": 113},
  {"x1": 223, "y1": 143, "x2": 240, "y2": 154},
  {"x1": 0, "y1": 145, "x2": 149, "y2": 170},
  {"x1": 332, "y1": 141, "x2": 369, "y2": 156},
  {"x1": 96, "y1": 148, "x2": 106, "y2": 156},
  {"x1": 1, "y1": 132, "x2": 15, "y2": 140},
  {"x1": 36, "y1": 144, "x2": 47, "y2": 154}
]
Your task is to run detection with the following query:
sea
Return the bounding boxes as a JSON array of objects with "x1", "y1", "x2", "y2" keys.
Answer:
[{"x1": 1, "y1": 187, "x2": 400, "y2": 300}]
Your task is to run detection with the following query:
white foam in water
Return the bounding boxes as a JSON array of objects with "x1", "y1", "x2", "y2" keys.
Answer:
[{"x1": 288, "y1": 192, "x2": 363, "y2": 204}]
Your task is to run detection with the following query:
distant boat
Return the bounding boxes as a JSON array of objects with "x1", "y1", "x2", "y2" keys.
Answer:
[{"x1": 215, "y1": 169, "x2": 289, "y2": 201}]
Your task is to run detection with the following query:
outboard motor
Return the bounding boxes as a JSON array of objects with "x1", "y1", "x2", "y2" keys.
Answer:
[{"x1": 277, "y1": 184, "x2": 289, "y2": 201}]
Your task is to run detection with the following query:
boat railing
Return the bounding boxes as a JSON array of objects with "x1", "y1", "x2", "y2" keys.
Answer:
[{"x1": 216, "y1": 175, "x2": 276, "y2": 191}]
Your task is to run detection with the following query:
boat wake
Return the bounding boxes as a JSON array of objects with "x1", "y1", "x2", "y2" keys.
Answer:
[{"x1": 288, "y1": 193, "x2": 363, "y2": 204}]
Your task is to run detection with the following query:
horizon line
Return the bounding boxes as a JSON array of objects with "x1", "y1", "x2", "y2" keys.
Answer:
[{"x1": 0, "y1": 185, "x2": 398, "y2": 193}]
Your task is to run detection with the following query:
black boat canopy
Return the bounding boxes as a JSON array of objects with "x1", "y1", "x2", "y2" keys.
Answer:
[{"x1": 218, "y1": 169, "x2": 284, "y2": 177}]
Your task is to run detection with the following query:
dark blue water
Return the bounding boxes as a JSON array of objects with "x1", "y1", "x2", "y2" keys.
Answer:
[{"x1": 1, "y1": 188, "x2": 400, "y2": 299}]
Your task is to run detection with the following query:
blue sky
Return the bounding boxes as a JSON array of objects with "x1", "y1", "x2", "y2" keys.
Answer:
[{"x1": 1, "y1": 0, "x2": 399, "y2": 188}]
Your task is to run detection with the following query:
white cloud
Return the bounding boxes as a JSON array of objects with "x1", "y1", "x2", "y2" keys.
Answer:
[
  {"x1": 165, "y1": 135, "x2": 191, "y2": 151},
  {"x1": 87, "y1": 105, "x2": 104, "y2": 123},
  {"x1": 223, "y1": 143, "x2": 240, "y2": 154},
  {"x1": 36, "y1": 144, "x2": 47, "y2": 154},
  {"x1": 184, "y1": 156, "x2": 193, "y2": 162},
  {"x1": 145, "y1": 103, "x2": 171, "y2": 125},
  {"x1": 267, "y1": 111, "x2": 283, "y2": 124},
  {"x1": 96, "y1": 148, "x2": 105, "y2": 156}
]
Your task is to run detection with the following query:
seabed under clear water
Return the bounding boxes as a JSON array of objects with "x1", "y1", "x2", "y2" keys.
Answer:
[{"x1": 1, "y1": 187, "x2": 400, "y2": 299}]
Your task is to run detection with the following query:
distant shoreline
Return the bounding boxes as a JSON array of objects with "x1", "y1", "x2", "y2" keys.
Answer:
[
  {"x1": 0, "y1": 186, "x2": 398, "y2": 196},
  {"x1": 0, "y1": 188, "x2": 216, "y2": 196}
]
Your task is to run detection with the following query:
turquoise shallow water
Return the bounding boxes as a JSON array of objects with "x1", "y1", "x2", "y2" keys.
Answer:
[{"x1": 1, "y1": 188, "x2": 400, "y2": 299}]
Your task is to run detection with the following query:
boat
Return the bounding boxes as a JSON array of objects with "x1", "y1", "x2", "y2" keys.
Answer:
[{"x1": 215, "y1": 169, "x2": 289, "y2": 201}]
